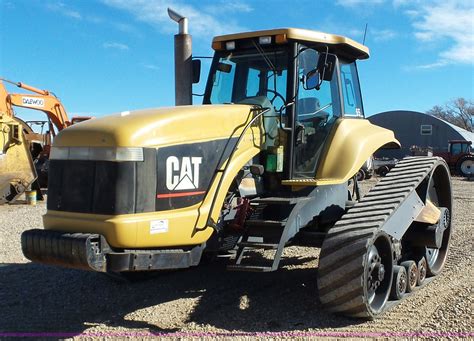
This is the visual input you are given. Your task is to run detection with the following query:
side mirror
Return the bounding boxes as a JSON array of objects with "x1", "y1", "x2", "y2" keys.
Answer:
[
  {"x1": 303, "y1": 53, "x2": 337, "y2": 90},
  {"x1": 304, "y1": 69, "x2": 320, "y2": 90},
  {"x1": 192, "y1": 59, "x2": 201, "y2": 84},
  {"x1": 317, "y1": 53, "x2": 336, "y2": 81}
]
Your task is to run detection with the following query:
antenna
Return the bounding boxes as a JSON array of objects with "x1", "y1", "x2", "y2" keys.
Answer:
[{"x1": 363, "y1": 23, "x2": 368, "y2": 45}]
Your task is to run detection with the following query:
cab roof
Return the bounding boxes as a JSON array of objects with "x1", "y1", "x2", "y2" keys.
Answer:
[{"x1": 212, "y1": 28, "x2": 370, "y2": 60}]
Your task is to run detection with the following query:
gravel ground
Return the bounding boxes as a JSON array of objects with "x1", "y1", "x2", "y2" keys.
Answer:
[{"x1": 0, "y1": 177, "x2": 472, "y2": 338}]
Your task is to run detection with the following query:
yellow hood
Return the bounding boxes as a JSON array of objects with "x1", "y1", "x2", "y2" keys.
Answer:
[{"x1": 53, "y1": 104, "x2": 254, "y2": 148}]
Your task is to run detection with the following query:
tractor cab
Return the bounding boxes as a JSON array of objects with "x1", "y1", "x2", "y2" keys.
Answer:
[
  {"x1": 449, "y1": 140, "x2": 471, "y2": 155},
  {"x1": 204, "y1": 28, "x2": 370, "y2": 183}
]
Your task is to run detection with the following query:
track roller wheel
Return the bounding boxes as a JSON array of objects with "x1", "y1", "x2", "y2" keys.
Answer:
[
  {"x1": 390, "y1": 265, "x2": 407, "y2": 300},
  {"x1": 318, "y1": 230, "x2": 393, "y2": 319},
  {"x1": 417, "y1": 257, "x2": 427, "y2": 285},
  {"x1": 401, "y1": 260, "x2": 418, "y2": 293}
]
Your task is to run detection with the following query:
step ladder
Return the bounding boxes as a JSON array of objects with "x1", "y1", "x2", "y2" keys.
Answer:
[{"x1": 227, "y1": 196, "x2": 299, "y2": 272}]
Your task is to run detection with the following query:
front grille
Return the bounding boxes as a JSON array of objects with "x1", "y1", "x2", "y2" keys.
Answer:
[{"x1": 47, "y1": 148, "x2": 156, "y2": 215}]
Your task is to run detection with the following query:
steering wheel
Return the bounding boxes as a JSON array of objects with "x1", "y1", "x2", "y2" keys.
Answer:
[{"x1": 266, "y1": 89, "x2": 286, "y2": 105}]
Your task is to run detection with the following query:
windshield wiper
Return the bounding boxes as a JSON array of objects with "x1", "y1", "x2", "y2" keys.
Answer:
[
  {"x1": 251, "y1": 40, "x2": 276, "y2": 72},
  {"x1": 251, "y1": 40, "x2": 281, "y2": 107}
]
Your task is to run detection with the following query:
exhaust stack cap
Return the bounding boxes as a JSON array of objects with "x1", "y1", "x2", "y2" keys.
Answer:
[{"x1": 168, "y1": 8, "x2": 188, "y2": 34}]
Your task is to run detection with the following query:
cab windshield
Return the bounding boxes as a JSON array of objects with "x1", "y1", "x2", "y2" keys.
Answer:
[{"x1": 204, "y1": 46, "x2": 288, "y2": 113}]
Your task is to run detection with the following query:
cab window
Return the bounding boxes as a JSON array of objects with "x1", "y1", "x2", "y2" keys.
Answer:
[
  {"x1": 340, "y1": 61, "x2": 364, "y2": 117},
  {"x1": 451, "y1": 143, "x2": 470, "y2": 155},
  {"x1": 206, "y1": 47, "x2": 289, "y2": 150},
  {"x1": 451, "y1": 143, "x2": 462, "y2": 154},
  {"x1": 210, "y1": 59, "x2": 236, "y2": 104},
  {"x1": 207, "y1": 48, "x2": 288, "y2": 108},
  {"x1": 297, "y1": 49, "x2": 339, "y2": 120},
  {"x1": 246, "y1": 67, "x2": 260, "y2": 97}
]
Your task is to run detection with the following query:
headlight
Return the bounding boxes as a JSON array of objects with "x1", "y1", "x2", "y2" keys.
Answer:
[
  {"x1": 259, "y1": 36, "x2": 272, "y2": 45},
  {"x1": 50, "y1": 147, "x2": 144, "y2": 162},
  {"x1": 225, "y1": 41, "x2": 235, "y2": 50}
]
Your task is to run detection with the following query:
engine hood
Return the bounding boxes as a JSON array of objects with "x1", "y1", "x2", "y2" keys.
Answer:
[{"x1": 53, "y1": 104, "x2": 254, "y2": 148}]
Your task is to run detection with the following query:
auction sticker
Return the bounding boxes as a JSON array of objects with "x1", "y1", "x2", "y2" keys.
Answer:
[{"x1": 150, "y1": 219, "x2": 168, "y2": 234}]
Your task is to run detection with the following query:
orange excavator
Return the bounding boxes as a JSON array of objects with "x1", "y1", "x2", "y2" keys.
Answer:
[{"x1": 0, "y1": 78, "x2": 90, "y2": 203}]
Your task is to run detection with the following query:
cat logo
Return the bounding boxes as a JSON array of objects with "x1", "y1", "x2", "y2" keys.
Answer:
[{"x1": 166, "y1": 156, "x2": 202, "y2": 191}]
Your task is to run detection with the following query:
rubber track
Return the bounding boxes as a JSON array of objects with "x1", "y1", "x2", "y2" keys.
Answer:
[{"x1": 317, "y1": 157, "x2": 442, "y2": 319}]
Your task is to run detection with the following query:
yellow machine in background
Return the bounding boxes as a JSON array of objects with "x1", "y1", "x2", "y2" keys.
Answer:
[
  {"x1": 0, "y1": 110, "x2": 37, "y2": 203},
  {"x1": 22, "y1": 27, "x2": 452, "y2": 319},
  {"x1": 0, "y1": 79, "x2": 91, "y2": 202},
  {"x1": 0, "y1": 80, "x2": 47, "y2": 203}
]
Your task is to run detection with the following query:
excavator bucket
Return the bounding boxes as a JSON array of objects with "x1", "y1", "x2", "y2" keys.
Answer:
[{"x1": 0, "y1": 115, "x2": 38, "y2": 203}]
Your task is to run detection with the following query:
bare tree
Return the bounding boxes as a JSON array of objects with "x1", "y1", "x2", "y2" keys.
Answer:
[{"x1": 427, "y1": 98, "x2": 473, "y2": 132}]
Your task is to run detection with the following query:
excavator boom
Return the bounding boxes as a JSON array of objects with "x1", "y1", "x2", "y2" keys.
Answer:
[{"x1": 1, "y1": 78, "x2": 71, "y2": 133}]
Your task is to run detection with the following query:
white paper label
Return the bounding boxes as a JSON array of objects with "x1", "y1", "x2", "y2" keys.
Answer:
[
  {"x1": 150, "y1": 219, "x2": 168, "y2": 234},
  {"x1": 22, "y1": 96, "x2": 45, "y2": 108}
]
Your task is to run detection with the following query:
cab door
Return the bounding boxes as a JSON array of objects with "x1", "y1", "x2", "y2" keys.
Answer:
[{"x1": 291, "y1": 47, "x2": 342, "y2": 179}]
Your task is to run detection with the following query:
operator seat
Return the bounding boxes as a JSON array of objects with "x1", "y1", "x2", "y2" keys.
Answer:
[
  {"x1": 297, "y1": 97, "x2": 329, "y2": 126},
  {"x1": 297, "y1": 97, "x2": 320, "y2": 117}
]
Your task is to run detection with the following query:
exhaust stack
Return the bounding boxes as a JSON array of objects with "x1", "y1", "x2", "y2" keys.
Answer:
[{"x1": 168, "y1": 8, "x2": 192, "y2": 106}]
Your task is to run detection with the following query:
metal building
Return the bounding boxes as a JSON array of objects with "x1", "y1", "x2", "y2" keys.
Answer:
[{"x1": 368, "y1": 110, "x2": 474, "y2": 159}]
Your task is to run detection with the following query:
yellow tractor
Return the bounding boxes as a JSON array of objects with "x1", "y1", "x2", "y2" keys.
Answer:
[{"x1": 22, "y1": 26, "x2": 452, "y2": 319}]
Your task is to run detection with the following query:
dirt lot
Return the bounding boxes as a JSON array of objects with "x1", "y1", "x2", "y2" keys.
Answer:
[{"x1": 0, "y1": 177, "x2": 472, "y2": 338}]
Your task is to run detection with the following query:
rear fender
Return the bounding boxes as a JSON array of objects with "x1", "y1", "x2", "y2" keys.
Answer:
[{"x1": 314, "y1": 118, "x2": 400, "y2": 185}]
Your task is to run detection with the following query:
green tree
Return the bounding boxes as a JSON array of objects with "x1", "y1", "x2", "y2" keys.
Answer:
[{"x1": 427, "y1": 98, "x2": 473, "y2": 132}]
